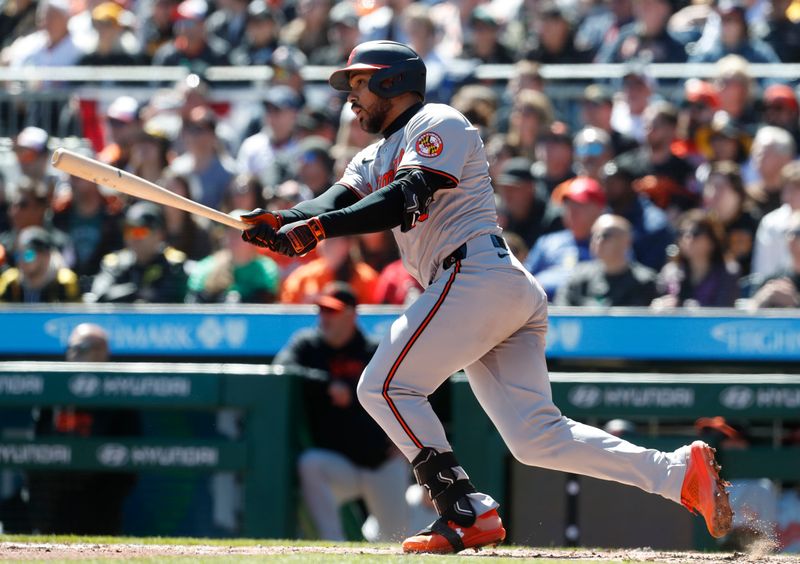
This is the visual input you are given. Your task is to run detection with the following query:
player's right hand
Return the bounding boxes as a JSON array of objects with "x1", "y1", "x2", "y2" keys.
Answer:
[{"x1": 240, "y1": 208, "x2": 283, "y2": 249}]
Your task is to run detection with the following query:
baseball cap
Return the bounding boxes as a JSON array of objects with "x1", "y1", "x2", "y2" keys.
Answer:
[
  {"x1": 43, "y1": 0, "x2": 70, "y2": 14},
  {"x1": 174, "y1": 0, "x2": 207, "y2": 21},
  {"x1": 92, "y1": 1, "x2": 124, "y2": 24},
  {"x1": 330, "y1": 1, "x2": 359, "y2": 27},
  {"x1": 18, "y1": 226, "x2": 54, "y2": 252},
  {"x1": 496, "y1": 157, "x2": 534, "y2": 185},
  {"x1": 717, "y1": 0, "x2": 746, "y2": 15},
  {"x1": 315, "y1": 282, "x2": 358, "y2": 311},
  {"x1": 470, "y1": 5, "x2": 499, "y2": 26},
  {"x1": 553, "y1": 176, "x2": 607, "y2": 207},
  {"x1": 582, "y1": 84, "x2": 613, "y2": 105},
  {"x1": 14, "y1": 126, "x2": 49, "y2": 154},
  {"x1": 125, "y1": 202, "x2": 164, "y2": 229},
  {"x1": 270, "y1": 45, "x2": 307, "y2": 74},
  {"x1": 247, "y1": 0, "x2": 282, "y2": 23},
  {"x1": 540, "y1": 121, "x2": 572, "y2": 145},
  {"x1": 264, "y1": 85, "x2": 303, "y2": 111},
  {"x1": 107, "y1": 96, "x2": 140, "y2": 123},
  {"x1": 574, "y1": 127, "x2": 610, "y2": 158},
  {"x1": 684, "y1": 79, "x2": 720, "y2": 108},
  {"x1": 764, "y1": 84, "x2": 799, "y2": 110}
]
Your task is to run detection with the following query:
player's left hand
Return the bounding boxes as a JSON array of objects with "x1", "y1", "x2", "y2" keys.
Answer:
[{"x1": 273, "y1": 217, "x2": 326, "y2": 256}]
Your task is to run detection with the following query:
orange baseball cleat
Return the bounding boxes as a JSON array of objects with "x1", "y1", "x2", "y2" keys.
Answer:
[
  {"x1": 680, "y1": 440, "x2": 733, "y2": 538},
  {"x1": 402, "y1": 509, "x2": 506, "y2": 554}
]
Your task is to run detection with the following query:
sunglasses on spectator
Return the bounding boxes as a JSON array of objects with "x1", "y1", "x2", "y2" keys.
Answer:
[
  {"x1": 67, "y1": 341, "x2": 96, "y2": 356},
  {"x1": 15, "y1": 248, "x2": 38, "y2": 264},
  {"x1": 593, "y1": 229, "x2": 623, "y2": 241},
  {"x1": 125, "y1": 226, "x2": 152, "y2": 239},
  {"x1": 576, "y1": 143, "x2": 605, "y2": 158},
  {"x1": 680, "y1": 227, "x2": 705, "y2": 239}
]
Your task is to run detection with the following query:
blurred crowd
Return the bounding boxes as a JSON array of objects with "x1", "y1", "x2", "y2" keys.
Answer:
[{"x1": 1, "y1": 0, "x2": 800, "y2": 310}]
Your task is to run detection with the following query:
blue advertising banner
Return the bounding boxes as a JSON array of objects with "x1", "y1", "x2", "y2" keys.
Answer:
[{"x1": 1, "y1": 306, "x2": 799, "y2": 360}]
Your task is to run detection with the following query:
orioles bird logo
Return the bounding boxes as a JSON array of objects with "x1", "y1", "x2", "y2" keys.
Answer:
[{"x1": 415, "y1": 131, "x2": 444, "y2": 158}]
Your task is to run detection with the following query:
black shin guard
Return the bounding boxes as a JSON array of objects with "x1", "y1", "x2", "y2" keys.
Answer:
[{"x1": 412, "y1": 447, "x2": 477, "y2": 527}]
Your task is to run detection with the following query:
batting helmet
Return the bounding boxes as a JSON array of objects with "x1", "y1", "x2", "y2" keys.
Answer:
[{"x1": 329, "y1": 41, "x2": 427, "y2": 100}]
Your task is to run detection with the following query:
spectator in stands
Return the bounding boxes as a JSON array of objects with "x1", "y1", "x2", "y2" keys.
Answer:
[
  {"x1": 138, "y1": 0, "x2": 179, "y2": 60},
  {"x1": 205, "y1": 0, "x2": 248, "y2": 50},
  {"x1": 575, "y1": 0, "x2": 634, "y2": 58},
  {"x1": 702, "y1": 161, "x2": 760, "y2": 276},
  {"x1": 281, "y1": 237, "x2": 379, "y2": 304},
  {"x1": 12, "y1": 127, "x2": 54, "y2": 189},
  {"x1": 357, "y1": 231, "x2": 398, "y2": 275},
  {"x1": 690, "y1": 0, "x2": 781, "y2": 63},
  {"x1": 296, "y1": 137, "x2": 336, "y2": 197},
  {"x1": 359, "y1": 0, "x2": 413, "y2": 45},
  {"x1": 762, "y1": 84, "x2": 800, "y2": 148},
  {"x1": 237, "y1": 86, "x2": 302, "y2": 179},
  {"x1": 461, "y1": 6, "x2": 514, "y2": 64},
  {"x1": 752, "y1": 161, "x2": 800, "y2": 276},
  {"x1": 555, "y1": 214, "x2": 658, "y2": 307},
  {"x1": 187, "y1": 216, "x2": 278, "y2": 303},
  {"x1": 128, "y1": 120, "x2": 172, "y2": 185},
  {"x1": 507, "y1": 89, "x2": 554, "y2": 161},
  {"x1": 151, "y1": 0, "x2": 231, "y2": 70},
  {"x1": 652, "y1": 209, "x2": 739, "y2": 308},
  {"x1": 222, "y1": 173, "x2": 266, "y2": 215},
  {"x1": 0, "y1": 176, "x2": 72, "y2": 267},
  {"x1": 602, "y1": 158, "x2": 674, "y2": 271},
  {"x1": 522, "y1": 1, "x2": 590, "y2": 64},
  {"x1": 596, "y1": 0, "x2": 687, "y2": 63},
  {"x1": 52, "y1": 173, "x2": 124, "y2": 288},
  {"x1": 269, "y1": 45, "x2": 308, "y2": 100},
  {"x1": 403, "y1": 3, "x2": 448, "y2": 100},
  {"x1": 373, "y1": 259, "x2": 422, "y2": 306},
  {"x1": 2, "y1": 0, "x2": 81, "y2": 69},
  {"x1": 675, "y1": 79, "x2": 720, "y2": 165},
  {"x1": 0, "y1": 226, "x2": 79, "y2": 302},
  {"x1": 714, "y1": 55, "x2": 758, "y2": 129},
  {"x1": 746, "y1": 210, "x2": 800, "y2": 308},
  {"x1": 98, "y1": 96, "x2": 142, "y2": 170},
  {"x1": 87, "y1": 202, "x2": 188, "y2": 303},
  {"x1": 494, "y1": 157, "x2": 551, "y2": 249},
  {"x1": 610, "y1": 65, "x2": 656, "y2": 143},
  {"x1": 280, "y1": 0, "x2": 331, "y2": 60},
  {"x1": 534, "y1": 122, "x2": 576, "y2": 199},
  {"x1": 0, "y1": 0, "x2": 37, "y2": 50},
  {"x1": 171, "y1": 105, "x2": 237, "y2": 210},
  {"x1": 707, "y1": 110, "x2": 751, "y2": 164},
  {"x1": 760, "y1": 0, "x2": 800, "y2": 62},
  {"x1": 580, "y1": 84, "x2": 639, "y2": 156},
  {"x1": 747, "y1": 126, "x2": 797, "y2": 217},
  {"x1": 77, "y1": 2, "x2": 143, "y2": 66},
  {"x1": 160, "y1": 171, "x2": 213, "y2": 261},
  {"x1": 28, "y1": 323, "x2": 140, "y2": 535},
  {"x1": 275, "y1": 282, "x2": 409, "y2": 542},
  {"x1": 450, "y1": 84, "x2": 499, "y2": 140},
  {"x1": 573, "y1": 127, "x2": 614, "y2": 180},
  {"x1": 230, "y1": 0, "x2": 281, "y2": 66},
  {"x1": 524, "y1": 177, "x2": 606, "y2": 300},
  {"x1": 310, "y1": 1, "x2": 359, "y2": 66}
]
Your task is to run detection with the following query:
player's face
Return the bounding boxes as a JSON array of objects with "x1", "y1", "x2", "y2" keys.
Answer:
[{"x1": 347, "y1": 71, "x2": 392, "y2": 134}]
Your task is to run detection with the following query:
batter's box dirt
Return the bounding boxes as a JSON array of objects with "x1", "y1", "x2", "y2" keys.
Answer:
[{"x1": 0, "y1": 540, "x2": 799, "y2": 563}]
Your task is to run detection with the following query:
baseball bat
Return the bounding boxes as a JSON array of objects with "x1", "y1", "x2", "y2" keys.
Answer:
[{"x1": 51, "y1": 148, "x2": 248, "y2": 231}]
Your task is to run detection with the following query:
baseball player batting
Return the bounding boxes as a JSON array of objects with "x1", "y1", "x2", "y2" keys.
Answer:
[{"x1": 242, "y1": 41, "x2": 733, "y2": 553}]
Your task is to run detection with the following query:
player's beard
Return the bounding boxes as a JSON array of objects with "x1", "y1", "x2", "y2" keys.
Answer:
[{"x1": 359, "y1": 98, "x2": 393, "y2": 134}]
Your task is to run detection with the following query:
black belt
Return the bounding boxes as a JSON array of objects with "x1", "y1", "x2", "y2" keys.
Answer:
[{"x1": 441, "y1": 234, "x2": 508, "y2": 271}]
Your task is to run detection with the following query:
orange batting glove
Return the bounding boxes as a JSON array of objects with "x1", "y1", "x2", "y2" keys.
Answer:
[{"x1": 273, "y1": 217, "x2": 326, "y2": 257}]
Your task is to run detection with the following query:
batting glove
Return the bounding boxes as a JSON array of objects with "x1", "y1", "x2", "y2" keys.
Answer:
[
  {"x1": 274, "y1": 217, "x2": 326, "y2": 257},
  {"x1": 240, "y1": 208, "x2": 283, "y2": 249}
]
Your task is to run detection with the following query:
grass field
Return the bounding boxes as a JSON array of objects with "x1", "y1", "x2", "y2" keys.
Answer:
[{"x1": 0, "y1": 535, "x2": 797, "y2": 564}]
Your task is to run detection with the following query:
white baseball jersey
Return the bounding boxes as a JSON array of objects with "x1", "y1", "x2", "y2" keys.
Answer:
[{"x1": 338, "y1": 103, "x2": 501, "y2": 287}]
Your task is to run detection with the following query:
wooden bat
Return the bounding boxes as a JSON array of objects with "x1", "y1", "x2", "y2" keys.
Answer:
[{"x1": 51, "y1": 148, "x2": 248, "y2": 231}]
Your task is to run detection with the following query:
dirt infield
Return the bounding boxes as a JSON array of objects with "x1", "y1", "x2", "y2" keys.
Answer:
[{"x1": 1, "y1": 541, "x2": 798, "y2": 563}]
